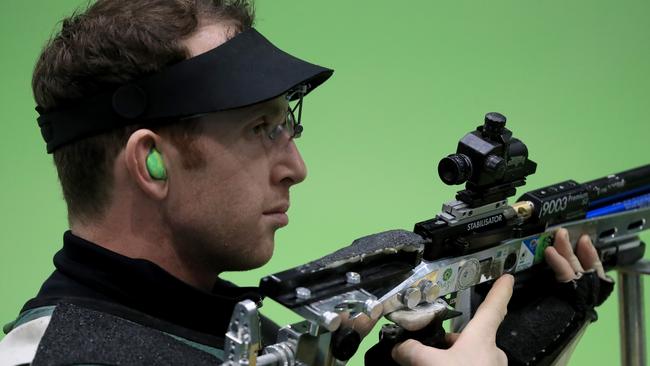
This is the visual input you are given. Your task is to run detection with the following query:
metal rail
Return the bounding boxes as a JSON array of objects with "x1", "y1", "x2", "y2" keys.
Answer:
[{"x1": 617, "y1": 259, "x2": 649, "y2": 366}]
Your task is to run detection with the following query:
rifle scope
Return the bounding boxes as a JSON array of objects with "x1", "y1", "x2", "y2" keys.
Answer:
[{"x1": 438, "y1": 112, "x2": 537, "y2": 207}]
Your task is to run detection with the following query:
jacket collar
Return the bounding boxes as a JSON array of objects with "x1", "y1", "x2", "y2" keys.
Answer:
[{"x1": 25, "y1": 231, "x2": 262, "y2": 338}]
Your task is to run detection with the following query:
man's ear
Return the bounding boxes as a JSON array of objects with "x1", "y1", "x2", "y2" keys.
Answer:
[{"x1": 124, "y1": 129, "x2": 168, "y2": 200}]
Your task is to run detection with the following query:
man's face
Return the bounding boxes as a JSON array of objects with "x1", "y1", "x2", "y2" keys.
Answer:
[{"x1": 163, "y1": 95, "x2": 307, "y2": 272}]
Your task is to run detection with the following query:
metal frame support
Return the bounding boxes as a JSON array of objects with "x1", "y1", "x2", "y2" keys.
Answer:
[
  {"x1": 617, "y1": 259, "x2": 649, "y2": 366},
  {"x1": 450, "y1": 288, "x2": 472, "y2": 333}
]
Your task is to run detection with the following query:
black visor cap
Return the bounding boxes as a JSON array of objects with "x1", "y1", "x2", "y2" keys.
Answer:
[{"x1": 37, "y1": 28, "x2": 334, "y2": 153}]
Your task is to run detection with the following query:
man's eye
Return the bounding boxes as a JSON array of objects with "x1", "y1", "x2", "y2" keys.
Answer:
[{"x1": 252, "y1": 122, "x2": 267, "y2": 135}]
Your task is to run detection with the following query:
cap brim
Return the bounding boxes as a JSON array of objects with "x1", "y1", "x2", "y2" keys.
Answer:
[{"x1": 37, "y1": 27, "x2": 334, "y2": 153}]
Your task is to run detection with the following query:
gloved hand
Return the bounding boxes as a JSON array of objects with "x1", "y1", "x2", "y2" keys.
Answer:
[
  {"x1": 545, "y1": 228, "x2": 614, "y2": 307},
  {"x1": 496, "y1": 228, "x2": 615, "y2": 366},
  {"x1": 383, "y1": 228, "x2": 614, "y2": 366}
]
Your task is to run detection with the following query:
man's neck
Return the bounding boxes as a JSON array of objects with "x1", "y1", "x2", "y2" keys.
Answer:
[{"x1": 70, "y1": 220, "x2": 218, "y2": 292}]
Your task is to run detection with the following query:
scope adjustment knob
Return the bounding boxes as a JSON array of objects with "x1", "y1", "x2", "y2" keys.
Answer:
[
  {"x1": 485, "y1": 154, "x2": 505, "y2": 172},
  {"x1": 485, "y1": 112, "x2": 506, "y2": 128},
  {"x1": 484, "y1": 112, "x2": 507, "y2": 137}
]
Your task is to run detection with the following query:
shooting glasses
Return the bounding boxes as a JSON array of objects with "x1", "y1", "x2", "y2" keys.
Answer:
[{"x1": 36, "y1": 28, "x2": 334, "y2": 153}]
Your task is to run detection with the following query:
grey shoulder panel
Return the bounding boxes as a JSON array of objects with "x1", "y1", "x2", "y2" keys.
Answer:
[{"x1": 31, "y1": 302, "x2": 220, "y2": 366}]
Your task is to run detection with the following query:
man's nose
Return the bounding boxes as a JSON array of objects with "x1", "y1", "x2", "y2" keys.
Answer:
[{"x1": 272, "y1": 139, "x2": 307, "y2": 187}]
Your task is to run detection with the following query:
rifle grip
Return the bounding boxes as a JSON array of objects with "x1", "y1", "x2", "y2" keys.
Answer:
[{"x1": 364, "y1": 319, "x2": 448, "y2": 366}]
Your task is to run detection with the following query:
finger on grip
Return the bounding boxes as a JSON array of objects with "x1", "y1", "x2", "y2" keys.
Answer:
[
  {"x1": 553, "y1": 228, "x2": 585, "y2": 273},
  {"x1": 461, "y1": 274, "x2": 514, "y2": 341},
  {"x1": 545, "y1": 246, "x2": 576, "y2": 282},
  {"x1": 392, "y1": 339, "x2": 436, "y2": 366}
]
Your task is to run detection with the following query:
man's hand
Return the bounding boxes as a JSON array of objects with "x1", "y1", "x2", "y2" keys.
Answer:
[
  {"x1": 391, "y1": 274, "x2": 514, "y2": 366},
  {"x1": 391, "y1": 228, "x2": 610, "y2": 366},
  {"x1": 544, "y1": 228, "x2": 610, "y2": 282}
]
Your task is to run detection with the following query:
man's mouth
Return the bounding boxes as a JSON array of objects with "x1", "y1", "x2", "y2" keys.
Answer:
[
  {"x1": 264, "y1": 202, "x2": 290, "y2": 215},
  {"x1": 263, "y1": 202, "x2": 290, "y2": 227}
]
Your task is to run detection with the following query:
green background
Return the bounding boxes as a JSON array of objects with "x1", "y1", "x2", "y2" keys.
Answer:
[{"x1": 1, "y1": 1, "x2": 648, "y2": 365}]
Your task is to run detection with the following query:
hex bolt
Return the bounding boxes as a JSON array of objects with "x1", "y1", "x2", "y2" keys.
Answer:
[
  {"x1": 346, "y1": 271, "x2": 361, "y2": 284},
  {"x1": 295, "y1": 287, "x2": 311, "y2": 300}
]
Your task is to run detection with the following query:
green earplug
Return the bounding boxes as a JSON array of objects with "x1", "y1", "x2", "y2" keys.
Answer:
[{"x1": 146, "y1": 147, "x2": 167, "y2": 180}]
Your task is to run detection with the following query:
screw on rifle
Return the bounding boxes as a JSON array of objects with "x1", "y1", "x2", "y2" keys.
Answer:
[
  {"x1": 321, "y1": 311, "x2": 342, "y2": 332},
  {"x1": 346, "y1": 271, "x2": 361, "y2": 284},
  {"x1": 295, "y1": 287, "x2": 311, "y2": 300},
  {"x1": 401, "y1": 287, "x2": 422, "y2": 309},
  {"x1": 419, "y1": 280, "x2": 440, "y2": 303},
  {"x1": 363, "y1": 299, "x2": 383, "y2": 320}
]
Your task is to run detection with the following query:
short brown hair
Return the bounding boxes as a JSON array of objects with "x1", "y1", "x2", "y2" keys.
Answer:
[{"x1": 33, "y1": 0, "x2": 255, "y2": 223}]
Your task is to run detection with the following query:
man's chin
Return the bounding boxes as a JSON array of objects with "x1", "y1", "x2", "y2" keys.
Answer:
[{"x1": 227, "y1": 243, "x2": 274, "y2": 271}]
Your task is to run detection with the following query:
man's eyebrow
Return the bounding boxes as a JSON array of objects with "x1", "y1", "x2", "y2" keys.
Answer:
[
  {"x1": 234, "y1": 98, "x2": 287, "y2": 125},
  {"x1": 268, "y1": 103, "x2": 288, "y2": 121},
  {"x1": 252, "y1": 101, "x2": 287, "y2": 121}
]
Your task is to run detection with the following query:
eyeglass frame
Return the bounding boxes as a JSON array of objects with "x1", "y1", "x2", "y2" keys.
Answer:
[
  {"x1": 267, "y1": 84, "x2": 307, "y2": 140},
  {"x1": 178, "y1": 83, "x2": 307, "y2": 141}
]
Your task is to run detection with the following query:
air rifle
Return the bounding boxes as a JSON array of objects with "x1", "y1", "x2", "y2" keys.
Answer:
[{"x1": 222, "y1": 112, "x2": 650, "y2": 365}]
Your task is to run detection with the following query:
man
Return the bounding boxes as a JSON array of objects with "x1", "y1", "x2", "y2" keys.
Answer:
[
  {"x1": 2, "y1": 1, "x2": 321, "y2": 364},
  {"x1": 0, "y1": 1, "x2": 612, "y2": 365}
]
